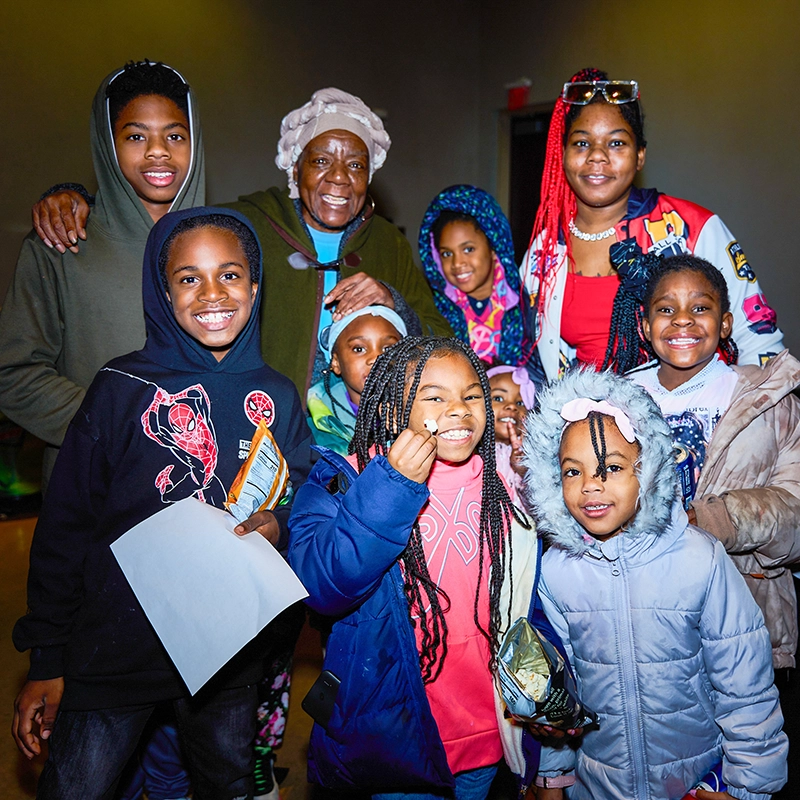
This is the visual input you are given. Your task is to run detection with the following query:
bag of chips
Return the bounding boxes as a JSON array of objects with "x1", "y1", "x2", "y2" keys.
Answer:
[
  {"x1": 225, "y1": 420, "x2": 290, "y2": 523},
  {"x1": 497, "y1": 617, "x2": 597, "y2": 730}
]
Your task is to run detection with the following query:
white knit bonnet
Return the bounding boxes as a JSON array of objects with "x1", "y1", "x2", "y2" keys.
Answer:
[{"x1": 275, "y1": 87, "x2": 391, "y2": 199}]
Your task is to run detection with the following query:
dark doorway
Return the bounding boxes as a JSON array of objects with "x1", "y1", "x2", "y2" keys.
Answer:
[{"x1": 507, "y1": 108, "x2": 551, "y2": 258}]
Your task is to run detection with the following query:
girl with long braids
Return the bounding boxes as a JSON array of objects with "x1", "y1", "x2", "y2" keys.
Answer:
[
  {"x1": 288, "y1": 336, "x2": 561, "y2": 798},
  {"x1": 627, "y1": 254, "x2": 800, "y2": 675},
  {"x1": 521, "y1": 68, "x2": 784, "y2": 382}
]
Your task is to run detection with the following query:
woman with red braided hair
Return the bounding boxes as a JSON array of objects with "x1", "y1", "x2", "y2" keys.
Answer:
[{"x1": 521, "y1": 68, "x2": 784, "y2": 383}]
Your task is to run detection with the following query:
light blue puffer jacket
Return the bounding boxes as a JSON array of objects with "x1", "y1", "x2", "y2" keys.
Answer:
[{"x1": 522, "y1": 370, "x2": 787, "y2": 800}]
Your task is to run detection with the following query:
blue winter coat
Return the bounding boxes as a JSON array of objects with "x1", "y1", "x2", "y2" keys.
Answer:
[
  {"x1": 288, "y1": 447, "x2": 550, "y2": 792},
  {"x1": 522, "y1": 370, "x2": 787, "y2": 800}
]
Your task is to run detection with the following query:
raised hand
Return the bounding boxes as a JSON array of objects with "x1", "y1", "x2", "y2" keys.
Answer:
[{"x1": 388, "y1": 428, "x2": 437, "y2": 484}]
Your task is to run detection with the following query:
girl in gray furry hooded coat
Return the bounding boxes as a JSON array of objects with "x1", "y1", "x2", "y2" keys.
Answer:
[{"x1": 522, "y1": 370, "x2": 786, "y2": 800}]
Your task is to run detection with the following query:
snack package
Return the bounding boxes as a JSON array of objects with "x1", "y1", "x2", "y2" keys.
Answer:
[
  {"x1": 225, "y1": 420, "x2": 289, "y2": 523},
  {"x1": 497, "y1": 617, "x2": 597, "y2": 729},
  {"x1": 681, "y1": 763, "x2": 726, "y2": 799}
]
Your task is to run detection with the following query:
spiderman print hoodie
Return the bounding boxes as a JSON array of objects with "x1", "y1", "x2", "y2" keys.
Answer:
[{"x1": 13, "y1": 206, "x2": 311, "y2": 711}]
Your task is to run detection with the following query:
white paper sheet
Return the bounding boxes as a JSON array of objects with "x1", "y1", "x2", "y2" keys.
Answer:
[{"x1": 111, "y1": 497, "x2": 308, "y2": 694}]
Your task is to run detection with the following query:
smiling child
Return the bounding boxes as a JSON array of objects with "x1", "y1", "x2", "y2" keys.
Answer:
[
  {"x1": 487, "y1": 365, "x2": 535, "y2": 506},
  {"x1": 289, "y1": 336, "x2": 561, "y2": 797},
  {"x1": 419, "y1": 185, "x2": 528, "y2": 366},
  {"x1": 523, "y1": 369, "x2": 787, "y2": 799},
  {"x1": 628, "y1": 254, "x2": 800, "y2": 672},
  {"x1": 0, "y1": 61, "x2": 204, "y2": 489},
  {"x1": 12, "y1": 207, "x2": 311, "y2": 799}
]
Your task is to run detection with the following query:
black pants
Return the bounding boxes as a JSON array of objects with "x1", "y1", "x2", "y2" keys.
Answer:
[{"x1": 37, "y1": 685, "x2": 258, "y2": 800}]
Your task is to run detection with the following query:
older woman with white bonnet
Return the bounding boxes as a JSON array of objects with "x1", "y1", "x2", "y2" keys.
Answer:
[{"x1": 31, "y1": 86, "x2": 450, "y2": 396}]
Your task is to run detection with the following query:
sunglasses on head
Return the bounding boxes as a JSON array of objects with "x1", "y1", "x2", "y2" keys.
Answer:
[{"x1": 561, "y1": 80, "x2": 639, "y2": 105}]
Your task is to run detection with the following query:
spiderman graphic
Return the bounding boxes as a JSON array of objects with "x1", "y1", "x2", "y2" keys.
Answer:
[{"x1": 141, "y1": 383, "x2": 225, "y2": 504}]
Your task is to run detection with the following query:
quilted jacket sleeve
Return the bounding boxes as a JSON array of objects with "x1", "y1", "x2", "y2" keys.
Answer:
[
  {"x1": 692, "y1": 395, "x2": 800, "y2": 568},
  {"x1": 700, "y1": 538, "x2": 787, "y2": 799},
  {"x1": 288, "y1": 455, "x2": 429, "y2": 616}
]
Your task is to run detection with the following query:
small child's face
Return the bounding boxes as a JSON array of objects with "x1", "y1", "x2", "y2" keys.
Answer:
[
  {"x1": 642, "y1": 270, "x2": 733, "y2": 391},
  {"x1": 165, "y1": 226, "x2": 257, "y2": 361},
  {"x1": 489, "y1": 373, "x2": 527, "y2": 444},
  {"x1": 330, "y1": 315, "x2": 403, "y2": 405},
  {"x1": 113, "y1": 94, "x2": 191, "y2": 223},
  {"x1": 437, "y1": 221, "x2": 495, "y2": 300},
  {"x1": 408, "y1": 353, "x2": 486, "y2": 464},
  {"x1": 560, "y1": 416, "x2": 640, "y2": 541}
]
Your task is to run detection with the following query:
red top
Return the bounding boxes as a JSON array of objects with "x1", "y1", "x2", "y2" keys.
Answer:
[{"x1": 560, "y1": 272, "x2": 621, "y2": 368}]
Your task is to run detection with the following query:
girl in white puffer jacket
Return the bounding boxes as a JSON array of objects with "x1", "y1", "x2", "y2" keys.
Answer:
[{"x1": 522, "y1": 370, "x2": 787, "y2": 800}]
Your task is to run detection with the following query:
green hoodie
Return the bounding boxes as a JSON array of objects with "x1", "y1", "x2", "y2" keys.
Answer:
[
  {"x1": 0, "y1": 65, "x2": 205, "y2": 483},
  {"x1": 224, "y1": 187, "x2": 450, "y2": 395}
]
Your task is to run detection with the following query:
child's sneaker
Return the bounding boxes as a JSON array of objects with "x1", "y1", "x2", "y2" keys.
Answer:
[{"x1": 253, "y1": 747, "x2": 279, "y2": 800}]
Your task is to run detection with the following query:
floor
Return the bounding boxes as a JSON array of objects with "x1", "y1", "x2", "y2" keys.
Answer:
[{"x1": 0, "y1": 514, "x2": 44, "y2": 798}]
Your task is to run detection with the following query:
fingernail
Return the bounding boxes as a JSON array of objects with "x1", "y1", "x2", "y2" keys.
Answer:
[
  {"x1": 68, "y1": 232, "x2": 77, "y2": 245},
  {"x1": 55, "y1": 244, "x2": 65, "y2": 254},
  {"x1": 43, "y1": 239, "x2": 53, "y2": 249}
]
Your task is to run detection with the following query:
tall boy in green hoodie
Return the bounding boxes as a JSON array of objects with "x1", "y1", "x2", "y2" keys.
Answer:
[
  {"x1": 0, "y1": 61, "x2": 205, "y2": 488},
  {"x1": 0, "y1": 60, "x2": 205, "y2": 800}
]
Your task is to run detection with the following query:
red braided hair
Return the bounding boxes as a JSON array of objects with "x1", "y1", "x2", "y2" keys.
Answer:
[{"x1": 526, "y1": 67, "x2": 609, "y2": 341}]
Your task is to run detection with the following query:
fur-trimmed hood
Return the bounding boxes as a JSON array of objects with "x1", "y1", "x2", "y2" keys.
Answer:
[{"x1": 522, "y1": 369, "x2": 678, "y2": 555}]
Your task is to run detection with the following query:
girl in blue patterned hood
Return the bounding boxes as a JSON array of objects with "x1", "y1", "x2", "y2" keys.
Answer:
[
  {"x1": 419, "y1": 185, "x2": 529, "y2": 366},
  {"x1": 521, "y1": 369, "x2": 787, "y2": 800}
]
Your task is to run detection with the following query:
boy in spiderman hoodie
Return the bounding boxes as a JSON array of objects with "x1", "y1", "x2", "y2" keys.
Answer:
[{"x1": 11, "y1": 207, "x2": 311, "y2": 800}]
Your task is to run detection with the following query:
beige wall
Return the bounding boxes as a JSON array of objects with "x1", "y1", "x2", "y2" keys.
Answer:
[
  {"x1": 0, "y1": 0, "x2": 482, "y2": 298},
  {"x1": 476, "y1": 0, "x2": 800, "y2": 352},
  {"x1": 3, "y1": 0, "x2": 799, "y2": 352}
]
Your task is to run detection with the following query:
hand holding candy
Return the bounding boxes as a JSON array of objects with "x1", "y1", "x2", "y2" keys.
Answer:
[{"x1": 388, "y1": 428, "x2": 437, "y2": 484}]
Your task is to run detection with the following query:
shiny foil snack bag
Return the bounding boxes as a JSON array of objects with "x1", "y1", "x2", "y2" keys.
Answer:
[
  {"x1": 497, "y1": 617, "x2": 597, "y2": 729},
  {"x1": 225, "y1": 420, "x2": 289, "y2": 523}
]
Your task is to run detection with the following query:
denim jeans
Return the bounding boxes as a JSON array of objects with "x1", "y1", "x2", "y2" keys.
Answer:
[
  {"x1": 116, "y1": 713, "x2": 190, "y2": 800},
  {"x1": 36, "y1": 685, "x2": 258, "y2": 800},
  {"x1": 372, "y1": 763, "x2": 499, "y2": 800}
]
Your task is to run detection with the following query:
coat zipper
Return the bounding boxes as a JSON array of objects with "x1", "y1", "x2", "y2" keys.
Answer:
[{"x1": 613, "y1": 555, "x2": 650, "y2": 798}]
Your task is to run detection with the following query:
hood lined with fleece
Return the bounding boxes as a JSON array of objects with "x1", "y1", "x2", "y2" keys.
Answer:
[{"x1": 521, "y1": 369, "x2": 678, "y2": 555}]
